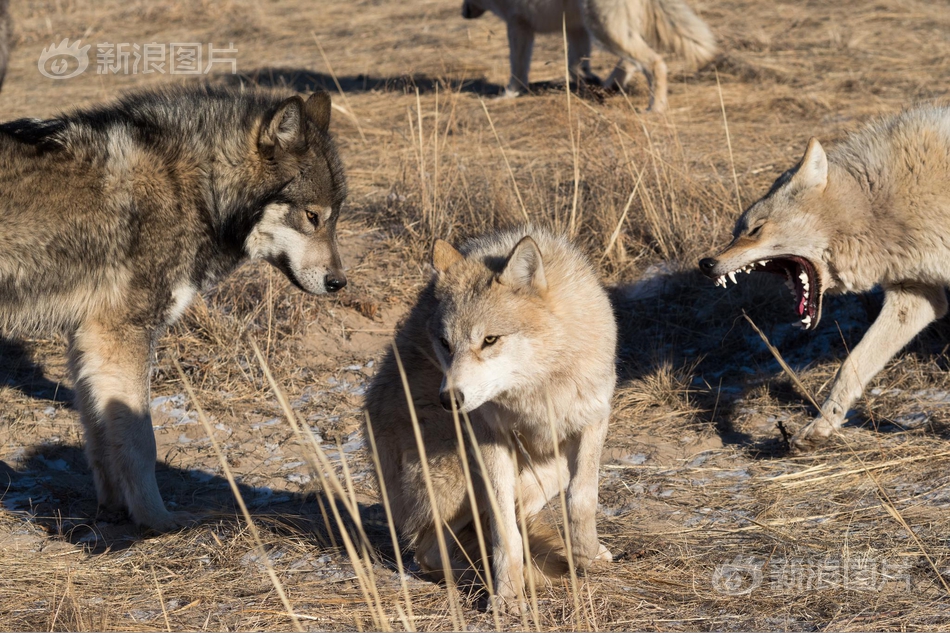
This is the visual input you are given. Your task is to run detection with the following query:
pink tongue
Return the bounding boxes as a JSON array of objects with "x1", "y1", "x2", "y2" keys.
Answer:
[{"x1": 798, "y1": 294, "x2": 807, "y2": 316}]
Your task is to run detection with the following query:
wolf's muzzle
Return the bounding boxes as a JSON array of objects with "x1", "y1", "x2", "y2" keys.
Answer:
[
  {"x1": 698, "y1": 257, "x2": 717, "y2": 277},
  {"x1": 439, "y1": 389, "x2": 464, "y2": 412},
  {"x1": 324, "y1": 273, "x2": 346, "y2": 293}
]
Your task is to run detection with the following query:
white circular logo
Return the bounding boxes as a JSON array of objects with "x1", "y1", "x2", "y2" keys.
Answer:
[
  {"x1": 712, "y1": 556, "x2": 764, "y2": 596},
  {"x1": 38, "y1": 39, "x2": 91, "y2": 80}
]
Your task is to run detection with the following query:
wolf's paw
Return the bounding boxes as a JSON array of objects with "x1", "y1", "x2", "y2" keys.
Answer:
[
  {"x1": 490, "y1": 590, "x2": 525, "y2": 616},
  {"x1": 594, "y1": 542, "x2": 613, "y2": 563},
  {"x1": 139, "y1": 510, "x2": 202, "y2": 534},
  {"x1": 572, "y1": 541, "x2": 613, "y2": 571},
  {"x1": 790, "y1": 417, "x2": 838, "y2": 453},
  {"x1": 94, "y1": 505, "x2": 130, "y2": 524}
]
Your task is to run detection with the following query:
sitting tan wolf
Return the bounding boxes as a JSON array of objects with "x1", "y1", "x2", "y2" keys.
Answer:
[
  {"x1": 364, "y1": 228, "x2": 615, "y2": 612},
  {"x1": 700, "y1": 106, "x2": 950, "y2": 449}
]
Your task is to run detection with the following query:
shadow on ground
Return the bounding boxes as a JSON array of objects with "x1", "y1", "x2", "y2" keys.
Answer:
[
  {"x1": 610, "y1": 268, "x2": 950, "y2": 455},
  {"x1": 0, "y1": 443, "x2": 398, "y2": 562},
  {"x1": 0, "y1": 338, "x2": 74, "y2": 405},
  {"x1": 213, "y1": 67, "x2": 609, "y2": 100}
]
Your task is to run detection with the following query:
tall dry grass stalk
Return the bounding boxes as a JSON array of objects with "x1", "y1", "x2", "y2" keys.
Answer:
[
  {"x1": 391, "y1": 345, "x2": 466, "y2": 630},
  {"x1": 174, "y1": 357, "x2": 305, "y2": 633},
  {"x1": 247, "y1": 336, "x2": 393, "y2": 631}
]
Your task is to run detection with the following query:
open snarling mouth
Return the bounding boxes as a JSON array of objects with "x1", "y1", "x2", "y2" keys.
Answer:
[{"x1": 714, "y1": 256, "x2": 821, "y2": 329}]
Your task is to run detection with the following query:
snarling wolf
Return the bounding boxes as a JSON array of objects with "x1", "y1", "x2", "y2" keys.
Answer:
[
  {"x1": 364, "y1": 228, "x2": 616, "y2": 612},
  {"x1": 461, "y1": 0, "x2": 717, "y2": 111},
  {"x1": 700, "y1": 106, "x2": 950, "y2": 449},
  {"x1": 0, "y1": 85, "x2": 347, "y2": 531}
]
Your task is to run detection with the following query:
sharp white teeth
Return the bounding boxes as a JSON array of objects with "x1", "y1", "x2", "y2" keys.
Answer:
[
  {"x1": 728, "y1": 271, "x2": 737, "y2": 284},
  {"x1": 716, "y1": 275, "x2": 726, "y2": 287},
  {"x1": 799, "y1": 272, "x2": 809, "y2": 290},
  {"x1": 758, "y1": 260, "x2": 767, "y2": 266},
  {"x1": 802, "y1": 315, "x2": 812, "y2": 327}
]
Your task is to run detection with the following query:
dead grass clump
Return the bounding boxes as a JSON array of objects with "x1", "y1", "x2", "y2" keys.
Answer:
[{"x1": 361, "y1": 91, "x2": 737, "y2": 288}]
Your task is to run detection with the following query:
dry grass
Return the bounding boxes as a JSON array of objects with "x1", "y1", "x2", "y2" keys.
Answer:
[{"x1": 2, "y1": 0, "x2": 950, "y2": 630}]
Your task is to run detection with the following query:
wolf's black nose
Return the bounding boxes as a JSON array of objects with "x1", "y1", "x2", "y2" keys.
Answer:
[
  {"x1": 439, "y1": 390, "x2": 464, "y2": 412},
  {"x1": 324, "y1": 274, "x2": 347, "y2": 293},
  {"x1": 698, "y1": 258, "x2": 717, "y2": 275}
]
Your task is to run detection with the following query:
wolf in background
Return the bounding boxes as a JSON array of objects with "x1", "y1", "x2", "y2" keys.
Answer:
[
  {"x1": 461, "y1": 0, "x2": 717, "y2": 111},
  {"x1": 700, "y1": 106, "x2": 950, "y2": 450},
  {"x1": 0, "y1": 85, "x2": 347, "y2": 531},
  {"x1": 364, "y1": 228, "x2": 616, "y2": 612}
]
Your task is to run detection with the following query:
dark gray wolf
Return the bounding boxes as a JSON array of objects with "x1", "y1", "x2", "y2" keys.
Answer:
[
  {"x1": 461, "y1": 0, "x2": 717, "y2": 111},
  {"x1": 0, "y1": 85, "x2": 347, "y2": 530},
  {"x1": 700, "y1": 106, "x2": 950, "y2": 449},
  {"x1": 365, "y1": 228, "x2": 615, "y2": 613}
]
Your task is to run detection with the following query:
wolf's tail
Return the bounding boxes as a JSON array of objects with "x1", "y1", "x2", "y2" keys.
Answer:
[{"x1": 643, "y1": 0, "x2": 717, "y2": 69}]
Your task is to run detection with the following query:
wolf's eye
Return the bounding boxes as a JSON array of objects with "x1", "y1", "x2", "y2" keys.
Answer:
[
  {"x1": 306, "y1": 210, "x2": 320, "y2": 227},
  {"x1": 439, "y1": 337, "x2": 451, "y2": 352},
  {"x1": 748, "y1": 223, "x2": 763, "y2": 237},
  {"x1": 482, "y1": 335, "x2": 499, "y2": 348}
]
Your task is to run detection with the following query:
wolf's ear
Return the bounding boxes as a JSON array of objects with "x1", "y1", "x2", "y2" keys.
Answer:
[
  {"x1": 793, "y1": 137, "x2": 828, "y2": 193},
  {"x1": 259, "y1": 96, "x2": 305, "y2": 158},
  {"x1": 432, "y1": 239, "x2": 464, "y2": 273},
  {"x1": 305, "y1": 92, "x2": 331, "y2": 132},
  {"x1": 499, "y1": 236, "x2": 547, "y2": 293}
]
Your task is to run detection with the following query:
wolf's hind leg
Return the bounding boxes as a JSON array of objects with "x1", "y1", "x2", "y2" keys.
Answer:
[
  {"x1": 586, "y1": 6, "x2": 668, "y2": 111},
  {"x1": 566, "y1": 26, "x2": 599, "y2": 86},
  {"x1": 606, "y1": 35, "x2": 667, "y2": 112},
  {"x1": 414, "y1": 514, "x2": 476, "y2": 582},
  {"x1": 70, "y1": 321, "x2": 186, "y2": 531},
  {"x1": 794, "y1": 284, "x2": 948, "y2": 449},
  {"x1": 518, "y1": 454, "x2": 569, "y2": 518}
]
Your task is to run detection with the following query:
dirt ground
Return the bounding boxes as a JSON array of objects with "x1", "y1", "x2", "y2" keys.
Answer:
[{"x1": 2, "y1": 0, "x2": 950, "y2": 630}]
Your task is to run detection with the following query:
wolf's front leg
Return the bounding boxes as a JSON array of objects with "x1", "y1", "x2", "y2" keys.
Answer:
[
  {"x1": 483, "y1": 440, "x2": 525, "y2": 614},
  {"x1": 505, "y1": 19, "x2": 535, "y2": 98},
  {"x1": 69, "y1": 321, "x2": 187, "y2": 532},
  {"x1": 794, "y1": 284, "x2": 948, "y2": 449},
  {"x1": 566, "y1": 415, "x2": 611, "y2": 567}
]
